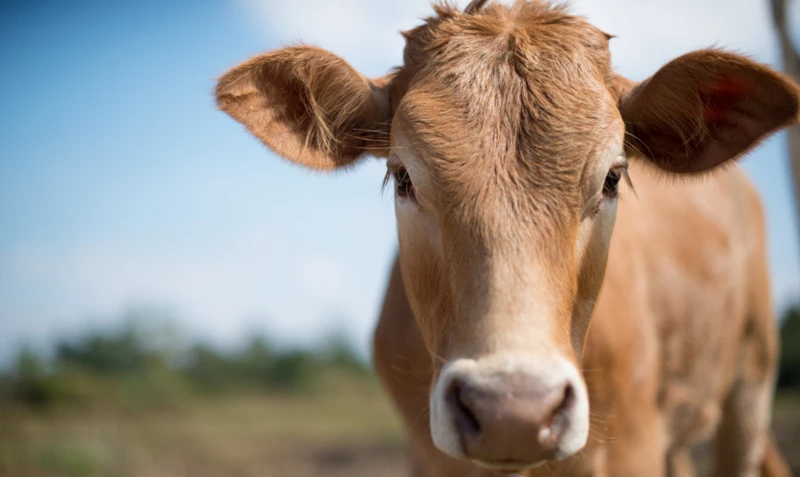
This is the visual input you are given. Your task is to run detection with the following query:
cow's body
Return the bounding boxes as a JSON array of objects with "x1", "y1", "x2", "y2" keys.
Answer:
[{"x1": 374, "y1": 163, "x2": 784, "y2": 476}]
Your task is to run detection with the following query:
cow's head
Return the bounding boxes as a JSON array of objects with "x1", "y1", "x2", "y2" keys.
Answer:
[{"x1": 216, "y1": 0, "x2": 798, "y2": 470}]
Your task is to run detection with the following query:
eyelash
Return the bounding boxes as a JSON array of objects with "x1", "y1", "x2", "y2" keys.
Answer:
[
  {"x1": 383, "y1": 165, "x2": 416, "y2": 201},
  {"x1": 603, "y1": 165, "x2": 633, "y2": 200}
]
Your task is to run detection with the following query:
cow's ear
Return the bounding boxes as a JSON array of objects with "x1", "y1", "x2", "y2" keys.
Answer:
[
  {"x1": 619, "y1": 50, "x2": 800, "y2": 174},
  {"x1": 216, "y1": 46, "x2": 393, "y2": 170}
]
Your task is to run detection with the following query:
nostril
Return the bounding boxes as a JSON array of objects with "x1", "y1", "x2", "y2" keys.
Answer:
[
  {"x1": 559, "y1": 382, "x2": 576, "y2": 414},
  {"x1": 446, "y1": 378, "x2": 482, "y2": 439},
  {"x1": 540, "y1": 382, "x2": 576, "y2": 446}
]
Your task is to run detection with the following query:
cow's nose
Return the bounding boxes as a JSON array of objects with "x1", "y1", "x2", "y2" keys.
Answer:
[{"x1": 445, "y1": 375, "x2": 575, "y2": 465}]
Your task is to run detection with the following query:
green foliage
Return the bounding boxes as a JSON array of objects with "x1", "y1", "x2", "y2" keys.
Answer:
[
  {"x1": 4, "y1": 347, "x2": 52, "y2": 407},
  {"x1": 266, "y1": 350, "x2": 319, "y2": 390},
  {"x1": 0, "y1": 317, "x2": 373, "y2": 410},
  {"x1": 779, "y1": 305, "x2": 800, "y2": 389},
  {"x1": 322, "y1": 333, "x2": 372, "y2": 376},
  {"x1": 55, "y1": 326, "x2": 156, "y2": 375},
  {"x1": 183, "y1": 335, "x2": 369, "y2": 393}
]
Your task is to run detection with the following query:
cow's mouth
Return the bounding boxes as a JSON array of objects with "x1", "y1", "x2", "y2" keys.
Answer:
[{"x1": 473, "y1": 457, "x2": 551, "y2": 472}]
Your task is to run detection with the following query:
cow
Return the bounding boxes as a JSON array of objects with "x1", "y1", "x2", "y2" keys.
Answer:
[{"x1": 214, "y1": 1, "x2": 797, "y2": 475}]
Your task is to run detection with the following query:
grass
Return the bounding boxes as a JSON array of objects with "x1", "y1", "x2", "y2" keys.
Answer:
[
  {"x1": 1, "y1": 377, "x2": 797, "y2": 477},
  {"x1": 0, "y1": 375, "x2": 406, "y2": 477}
]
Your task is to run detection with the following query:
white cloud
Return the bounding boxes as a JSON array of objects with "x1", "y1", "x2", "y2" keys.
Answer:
[
  {"x1": 238, "y1": 0, "x2": 470, "y2": 75},
  {"x1": 0, "y1": 222, "x2": 394, "y2": 360},
  {"x1": 580, "y1": 0, "x2": 779, "y2": 76}
]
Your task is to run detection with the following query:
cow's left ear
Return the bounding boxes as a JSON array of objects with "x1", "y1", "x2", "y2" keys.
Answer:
[{"x1": 619, "y1": 50, "x2": 800, "y2": 174}]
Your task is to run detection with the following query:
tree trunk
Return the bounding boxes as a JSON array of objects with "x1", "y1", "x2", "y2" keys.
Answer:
[{"x1": 770, "y1": 0, "x2": 800, "y2": 241}]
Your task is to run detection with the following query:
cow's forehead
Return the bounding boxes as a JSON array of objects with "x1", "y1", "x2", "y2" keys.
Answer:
[
  {"x1": 390, "y1": 65, "x2": 622, "y2": 227},
  {"x1": 389, "y1": 1, "x2": 621, "y2": 189}
]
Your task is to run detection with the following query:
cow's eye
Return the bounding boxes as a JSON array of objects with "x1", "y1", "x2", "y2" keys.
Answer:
[
  {"x1": 393, "y1": 166, "x2": 415, "y2": 200},
  {"x1": 603, "y1": 167, "x2": 623, "y2": 198}
]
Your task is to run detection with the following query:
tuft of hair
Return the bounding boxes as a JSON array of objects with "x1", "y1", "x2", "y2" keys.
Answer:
[{"x1": 464, "y1": 0, "x2": 491, "y2": 13}]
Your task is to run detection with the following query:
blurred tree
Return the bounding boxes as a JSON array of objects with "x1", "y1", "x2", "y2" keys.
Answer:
[
  {"x1": 55, "y1": 326, "x2": 150, "y2": 375},
  {"x1": 238, "y1": 335, "x2": 275, "y2": 382},
  {"x1": 322, "y1": 333, "x2": 370, "y2": 375},
  {"x1": 779, "y1": 305, "x2": 800, "y2": 388},
  {"x1": 183, "y1": 343, "x2": 238, "y2": 391},
  {"x1": 8, "y1": 346, "x2": 52, "y2": 406},
  {"x1": 1, "y1": 312, "x2": 375, "y2": 407},
  {"x1": 770, "y1": 0, "x2": 800, "y2": 241},
  {"x1": 267, "y1": 350, "x2": 319, "y2": 390}
]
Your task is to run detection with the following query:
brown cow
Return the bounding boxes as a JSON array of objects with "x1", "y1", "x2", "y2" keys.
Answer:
[{"x1": 215, "y1": 1, "x2": 797, "y2": 475}]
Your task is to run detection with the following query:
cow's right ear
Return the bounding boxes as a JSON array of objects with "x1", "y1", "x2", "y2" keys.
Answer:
[{"x1": 215, "y1": 46, "x2": 393, "y2": 170}]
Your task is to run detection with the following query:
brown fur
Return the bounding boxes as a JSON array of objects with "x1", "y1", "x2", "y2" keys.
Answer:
[{"x1": 215, "y1": 1, "x2": 798, "y2": 475}]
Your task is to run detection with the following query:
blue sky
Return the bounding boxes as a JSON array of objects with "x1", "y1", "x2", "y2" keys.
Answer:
[{"x1": 1, "y1": 0, "x2": 798, "y2": 361}]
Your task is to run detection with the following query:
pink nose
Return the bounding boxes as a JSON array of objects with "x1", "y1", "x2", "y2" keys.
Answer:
[{"x1": 445, "y1": 374, "x2": 575, "y2": 465}]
